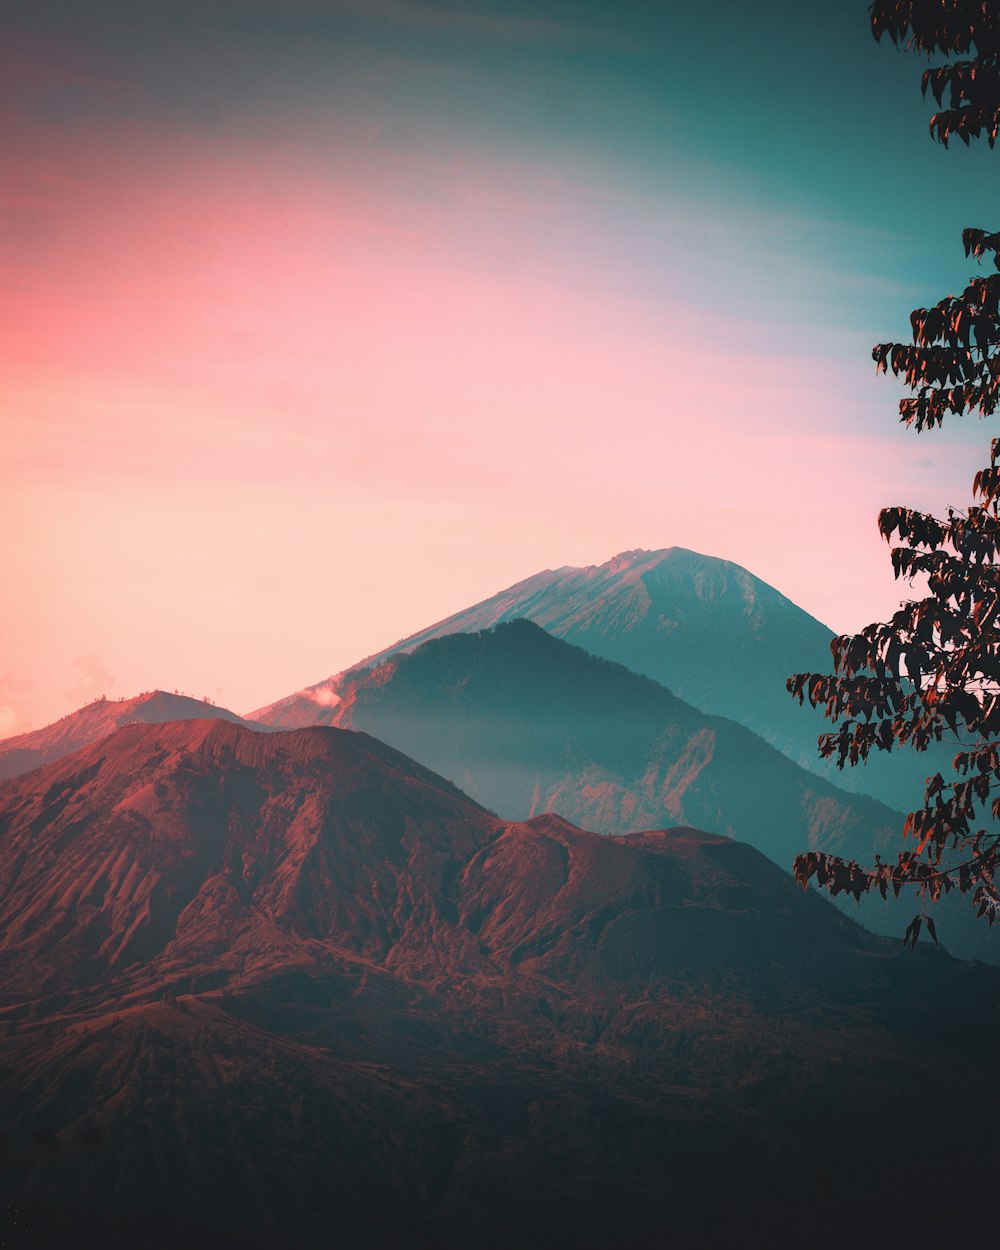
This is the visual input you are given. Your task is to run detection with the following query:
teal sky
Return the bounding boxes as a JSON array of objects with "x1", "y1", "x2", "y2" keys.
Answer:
[{"x1": 3, "y1": 0, "x2": 1000, "y2": 730}]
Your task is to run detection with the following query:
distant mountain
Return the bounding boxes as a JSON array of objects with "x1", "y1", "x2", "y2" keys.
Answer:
[
  {"x1": 252, "y1": 547, "x2": 953, "y2": 812},
  {"x1": 2, "y1": 718, "x2": 999, "y2": 1248},
  {"x1": 0, "y1": 690, "x2": 263, "y2": 781},
  {"x1": 253, "y1": 619, "x2": 993, "y2": 962}
]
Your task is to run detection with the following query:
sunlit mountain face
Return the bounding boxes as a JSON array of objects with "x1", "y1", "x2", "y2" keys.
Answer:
[{"x1": 2, "y1": 719, "x2": 999, "y2": 1248}]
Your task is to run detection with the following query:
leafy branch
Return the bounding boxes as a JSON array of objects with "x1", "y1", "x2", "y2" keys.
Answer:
[{"x1": 786, "y1": 4, "x2": 1000, "y2": 936}]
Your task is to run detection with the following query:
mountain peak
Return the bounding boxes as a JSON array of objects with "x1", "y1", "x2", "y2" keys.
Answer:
[
  {"x1": 249, "y1": 543, "x2": 952, "y2": 819},
  {"x1": 607, "y1": 547, "x2": 653, "y2": 572},
  {"x1": 0, "y1": 689, "x2": 263, "y2": 783},
  {"x1": 594, "y1": 546, "x2": 741, "y2": 575},
  {"x1": 248, "y1": 546, "x2": 818, "y2": 731}
]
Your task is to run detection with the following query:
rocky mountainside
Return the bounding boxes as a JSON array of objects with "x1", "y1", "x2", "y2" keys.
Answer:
[
  {"x1": 0, "y1": 690, "x2": 262, "y2": 782},
  {"x1": 0, "y1": 717, "x2": 877, "y2": 1004},
  {"x1": 2, "y1": 719, "x2": 999, "y2": 1249},
  {"x1": 252, "y1": 619, "x2": 994, "y2": 962},
  {"x1": 252, "y1": 548, "x2": 954, "y2": 811}
]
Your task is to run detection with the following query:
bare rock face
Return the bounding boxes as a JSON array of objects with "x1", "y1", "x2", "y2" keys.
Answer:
[{"x1": 2, "y1": 720, "x2": 999, "y2": 1250}]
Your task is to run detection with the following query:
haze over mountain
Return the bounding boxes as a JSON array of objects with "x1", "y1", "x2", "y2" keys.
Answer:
[
  {"x1": 0, "y1": 690, "x2": 263, "y2": 782},
  {"x1": 253, "y1": 548, "x2": 953, "y2": 813},
  {"x1": 253, "y1": 619, "x2": 992, "y2": 963},
  {"x1": 3, "y1": 718, "x2": 999, "y2": 1248}
]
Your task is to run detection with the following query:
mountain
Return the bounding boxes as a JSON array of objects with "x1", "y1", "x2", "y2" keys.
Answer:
[
  {"x1": 2, "y1": 718, "x2": 1000, "y2": 1248},
  {"x1": 0, "y1": 716, "x2": 882, "y2": 1003},
  {"x1": 0, "y1": 717, "x2": 489, "y2": 1004},
  {"x1": 252, "y1": 547, "x2": 954, "y2": 811},
  {"x1": 250, "y1": 619, "x2": 994, "y2": 962},
  {"x1": 0, "y1": 690, "x2": 264, "y2": 782}
]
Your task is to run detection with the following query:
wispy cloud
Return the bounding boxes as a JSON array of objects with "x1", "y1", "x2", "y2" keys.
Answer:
[
  {"x1": 0, "y1": 674, "x2": 35, "y2": 738},
  {"x1": 68, "y1": 655, "x2": 115, "y2": 704}
]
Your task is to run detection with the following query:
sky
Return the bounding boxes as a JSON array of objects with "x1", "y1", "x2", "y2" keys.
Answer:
[{"x1": 4, "y1": 0, "x2": 1000, "y2": 734}]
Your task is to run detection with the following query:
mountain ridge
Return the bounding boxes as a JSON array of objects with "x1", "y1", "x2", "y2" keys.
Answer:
[
  {"x1": 0, "y1": 689, "x2": 266, "y2": 782},
  {"x1": 251, "y1": 547, "x2": 954, "y2": 812},
  {"x1": 252, "y1": 619, "x2": 997, "y2": 962}
]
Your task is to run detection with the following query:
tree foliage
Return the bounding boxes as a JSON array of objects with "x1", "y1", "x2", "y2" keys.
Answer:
[
  {"x1": 788, "y1": 3, "x2": 1000, "y2": 939},
  {"x1": 871, "y1": 1, "x2": 1000, "y2": 146}
]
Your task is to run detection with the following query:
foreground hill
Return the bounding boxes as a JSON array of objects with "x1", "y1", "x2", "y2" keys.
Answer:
[
  {"x1": 2, "y1": 719, "x2": 999, "y2": 1248},
  {"x1": 0, "y1": 718, "x2": 489, "y2": 1004},
  {"x1": 0, "y1": 690, "x2": 262, "y2": 782},
  {"x1": 253, "y1": 619, "x2": 993, "y2": 962},
  {"x1": 252, "y1": 547, "x2": 954, "y2": 811}
]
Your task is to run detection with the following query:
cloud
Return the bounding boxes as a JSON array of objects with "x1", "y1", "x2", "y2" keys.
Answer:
[
  {"x1": 0, "y1": 673, "x2": 36, "y2": 738},
  {"x1": 68, "y1": 654, "x2": 115, "y2": 702},
  {"x1": 308, "y1": 682, "x2": 340, "y2": 708}
]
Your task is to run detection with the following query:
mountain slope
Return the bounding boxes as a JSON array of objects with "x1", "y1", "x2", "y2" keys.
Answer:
[
  {"x1": 0, "y1": 690, "x2": 264, "y2": 782},
  {"x1": 0, "y1": 718, "x2": 490, "y2": 1003},
  {"x1": 252, "y1": 547, "x2": 953, "y2": 811},
  {"x1": 253, "y1": 619, "x2": 993, "y2": 961},
  {"x1": 2, "y1": 719, "x2": 1000, "y2": 1249}
]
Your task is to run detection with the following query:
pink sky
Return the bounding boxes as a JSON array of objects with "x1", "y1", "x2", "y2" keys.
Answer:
[{"x1": 1, "y1": 4, "x2": 992, "y2": 734}]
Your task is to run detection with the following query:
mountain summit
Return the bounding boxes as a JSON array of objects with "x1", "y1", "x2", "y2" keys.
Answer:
[
  {"x1": 254, "y1": 547, "x2": 828, "y2": 732},
  {"x1": 0, "y1": 690, "x2": 262, "y2": 782},
  {"x1": 252, "y1": 547, "x2": 948, "y2": 810}
]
